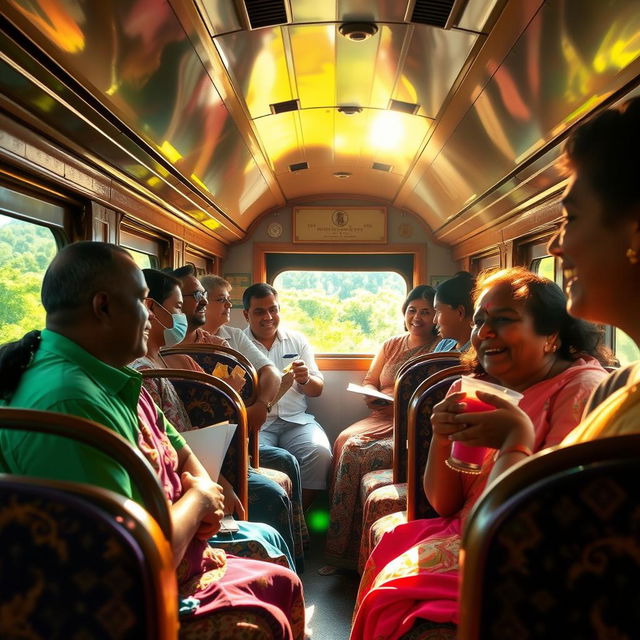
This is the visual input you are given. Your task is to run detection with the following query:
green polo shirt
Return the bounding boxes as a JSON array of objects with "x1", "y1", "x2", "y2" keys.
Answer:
[{"x1": 0, "y1": 329, "x2": 184, "y2": 502}]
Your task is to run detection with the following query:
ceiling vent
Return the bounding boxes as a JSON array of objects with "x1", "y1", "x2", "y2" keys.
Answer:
[
  {"x1": 270, "y1": 99, "x2": 300, "y2": 114},
  {"x1": 409, "y1": 0, "x2": 457, "y2": 29},
  {"x1": 289, "y1": 161, "x2": 309, "y2": 172},
  {"x1": 338, "y1": 22, "x2": 378, "y2": 42},
  {"x1": 389, "y1": 99, "x2": 420, "y2": 115},
  {"x1": 239, "y1": 0, "x2": 289, "y2": 30},
  {"x1": 333, "y1": 171, "x2": 352, "y2": 179},
  {"x1": 372, "y1": 162, "x2": 392, "y2": 172}
]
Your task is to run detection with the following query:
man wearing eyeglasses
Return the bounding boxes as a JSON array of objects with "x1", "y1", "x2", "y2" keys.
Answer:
[{"x1": 170, "y1": 266, "x2": 281, "y2": 431}]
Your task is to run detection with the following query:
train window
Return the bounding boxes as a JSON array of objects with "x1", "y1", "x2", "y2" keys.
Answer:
[
  {"x1": 126, "y1": 249, "x2": 155, "y2": 269},
  {"x1": 531, "y1": 256, "x2": 555, "y2": 281},
  {"x1": 273, "y1": 270, "x2": 407, "y2": 354},
  {"x1": 614, "y1": 329, "x2": 640, "y2": 366},
  {"x1": 119, "y1": 226, "x2": 161, "y2": 269},
  {"x1": 0, "y1": 213, "x2": 58, "y2": 343}
]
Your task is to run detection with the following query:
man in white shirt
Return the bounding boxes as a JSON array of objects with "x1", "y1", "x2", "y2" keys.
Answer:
[{"x1": 243, "y1": 283, "x2": 332, "y2": 509}]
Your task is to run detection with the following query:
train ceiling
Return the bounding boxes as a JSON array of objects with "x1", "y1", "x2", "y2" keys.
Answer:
[{"x1": 1, "y1": 0, "x2": 639, "y2": 245}]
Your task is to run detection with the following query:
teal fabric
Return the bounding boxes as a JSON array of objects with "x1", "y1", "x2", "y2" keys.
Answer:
[{"x1": 209, "y1": 520, "x2": 295, "y2": 571}]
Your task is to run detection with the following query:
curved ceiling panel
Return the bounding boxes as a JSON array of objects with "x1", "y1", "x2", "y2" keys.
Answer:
[{"x1": 2, "y1": 0, "x2": 639, "y2": 245}]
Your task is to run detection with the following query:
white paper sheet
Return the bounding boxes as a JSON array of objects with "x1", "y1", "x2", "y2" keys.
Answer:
[
  {"x1": 181, "y1": 423, "x2": 237, "y2": 480},
  {"x1": 346, "y1": 383, "x2": 393, "y2": 402}
]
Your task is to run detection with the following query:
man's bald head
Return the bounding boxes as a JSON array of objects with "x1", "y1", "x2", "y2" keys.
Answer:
[{"x1": 42, "y1": 242, "x2": 132, "y2": 316}]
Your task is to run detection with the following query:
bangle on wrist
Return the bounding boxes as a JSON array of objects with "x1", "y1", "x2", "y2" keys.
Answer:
[
  {"x1": 299, "y1": 377, "x2": 310, "y2": 386},
  {"x1": 495, "y1": 444, "x2": 532, "y2": 460}
]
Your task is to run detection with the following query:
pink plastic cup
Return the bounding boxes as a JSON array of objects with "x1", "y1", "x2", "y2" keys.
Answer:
[{"x1": 446, "y1": 378, "x2": 523, "y2": 474}]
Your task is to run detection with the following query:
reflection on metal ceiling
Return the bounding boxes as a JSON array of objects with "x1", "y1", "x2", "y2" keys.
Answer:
[{"x1": 2, "y1": 0, "x2": 639, "y2": 244}]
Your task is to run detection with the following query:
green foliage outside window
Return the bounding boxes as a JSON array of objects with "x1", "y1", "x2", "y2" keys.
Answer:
[
  {"x1": 274, "y1": 271, "x2": 407, "y2": 353},
  {"x1": 0, "y1": 215, "x2": 57, "y2": 344}
]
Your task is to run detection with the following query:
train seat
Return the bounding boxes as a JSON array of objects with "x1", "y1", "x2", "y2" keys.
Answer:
[{"x1": 459, "y1": 433, "x2": 640, "y2": 639}]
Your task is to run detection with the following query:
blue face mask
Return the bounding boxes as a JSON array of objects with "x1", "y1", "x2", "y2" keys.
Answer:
[{"x1": 163, "y1": 313, "x2": 188, "y2": 347}]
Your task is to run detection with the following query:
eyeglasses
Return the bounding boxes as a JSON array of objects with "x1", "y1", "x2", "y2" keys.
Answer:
[
  {"x1": 213, "y1": 296, "x2": 232, "y2": 304},
  {"x1": 183, "y1": 290, "x2": 208, "y2": 303}
]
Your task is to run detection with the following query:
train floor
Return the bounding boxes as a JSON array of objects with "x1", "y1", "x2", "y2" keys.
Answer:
[{"x1": 302, "y1": 496, "x2": 360, "y2": 640}]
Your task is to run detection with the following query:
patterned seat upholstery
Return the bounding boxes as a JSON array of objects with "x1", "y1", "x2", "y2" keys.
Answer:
[
  {"x1": 459, "y1": 434, "x2": 640, "y2": 640},
  {"x1": 358, "y1": 362, "x2": 465, "y2": 570},
  {"x1": 0, "y1": 408, "x2": 279, "y2": 640},
  {"x1": 141, "y1": 368, "x2": 251, "y2": 514},
  {"x1": 161, "y1": 344, "x2": 258, "y2": 406},
  {"x1": 0, "y1": 475, "x2": 178, "y2": 640},
  {"x1": 160, "y1": 345, "x2": 262, "y2": 462}
]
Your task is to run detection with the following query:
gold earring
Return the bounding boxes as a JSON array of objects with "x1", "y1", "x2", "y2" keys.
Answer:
[{"x1": 626, "y1": 248, "x2": 639, "y2": 265}]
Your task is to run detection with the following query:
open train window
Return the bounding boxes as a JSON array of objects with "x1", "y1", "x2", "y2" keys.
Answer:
[
  {"x1": 120, "y1": 225, "x2": 162, "y2": 269},
  {"x1": 614, "y1": 329, "x2": 640, "y2": 366},
  {"x1": 272, "y1": 270, "x2": 408, "y2": 354},
  {"x1": 0, "y1": 213, "x2": 59, "y2": 343}
]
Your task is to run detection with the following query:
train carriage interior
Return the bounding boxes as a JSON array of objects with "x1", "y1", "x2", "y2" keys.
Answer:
[{"x1": 1, "y1": 0, "x2": 640, "y2": 638}]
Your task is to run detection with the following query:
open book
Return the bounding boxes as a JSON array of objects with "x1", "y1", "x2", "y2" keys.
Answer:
[
  {"x1": 346, "y1": 383, "x2": 393, "y2": 403},
  {"x1": 181, "y1": 422, "x2": 237, "y2": 480}
]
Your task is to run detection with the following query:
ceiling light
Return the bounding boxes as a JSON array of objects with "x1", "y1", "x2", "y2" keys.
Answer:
[
  {"x1": 338, "y1": 22, "x2": 378, "y2": 42},
  {"x1": 333, "y1": 171, "x2": 352, "y2": 179},
  {"x1": 337, "y1": 106, "x2": 363, "y2": 115}
]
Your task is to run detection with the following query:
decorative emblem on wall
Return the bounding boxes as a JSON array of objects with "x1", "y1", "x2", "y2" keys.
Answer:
[
  {"x1": 267, "y1": 221, "x2": 283, "y2": 238},
  {"x1": 332, "y1": 210, "x2": 349, "y2": 227}
]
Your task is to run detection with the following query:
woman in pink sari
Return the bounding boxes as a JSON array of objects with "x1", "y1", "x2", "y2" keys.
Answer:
[{"x1": 350, "y1": 268, "x2": 613, "y2": 640}]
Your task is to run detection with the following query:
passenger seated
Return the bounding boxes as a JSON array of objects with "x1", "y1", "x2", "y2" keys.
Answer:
[
  {"x1": 242, "y1": 282, "x2": 332, "y2": 510},
  {"x1": 350, "y1": 268, "x2": 611, "y2": 640},
  {"x1": 471, "y1": 98, "x2": 640, "y2": 498},
  {"x1": 432, "y1": 271, "x2": 475, "y2": 352},
  {"x1": 324, "y1": 285, "x2": 440, "y2": 571},
  {"x1": 130, "y1": 267, "x2": 295, "y2": 570},
  {"x1": 170, "y1": 268, "x2": 307, "y2": 570},
  {"x1": 0, "y1": 242, "x2": 305, "y2": 640}
]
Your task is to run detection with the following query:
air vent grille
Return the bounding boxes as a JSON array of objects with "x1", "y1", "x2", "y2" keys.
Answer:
[
  {"x1": 289, "y1": 162, "x2": 309, "y2": 172},
  {"x1": 244, "y1": 0, "x2": 288, "y2": 29},
  {"x1": 270, "y1": 99, "x2": 300, "y2": 114},
  {"x1": 389, "y1": 99, "x2": 420, "y2": 115},
  {"x1": 372, "y1": 162, "x2": 392, "y2": 172},
  {"x1": 410, "y1": 0, "x2": 455, "y2": 28}
]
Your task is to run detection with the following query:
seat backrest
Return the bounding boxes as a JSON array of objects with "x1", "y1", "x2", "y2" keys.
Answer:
[
  {"x1": 406, "y1": 365, "x2": 468, "y2": 520},
  {"x1": 0, "y1": 474, "x2": 178, "y2": 639},
  {"x1": 0, "y1": 408, "x2": 172, "y2": 540},
  {"x1": 393, "y1": 352, "x2": 461, "y2": 483},
  {"x1": 161, "y1": 344, "x2": 259, "y2": 405},
  {"x1": 141, "y1": 368, "x2": 249, "y2": 515},
  {"x1": 458, "y1": 434, "x2": 640, "y2": 640}
]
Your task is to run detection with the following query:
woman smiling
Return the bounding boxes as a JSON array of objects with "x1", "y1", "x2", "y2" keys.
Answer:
[{"x1": 350, "y1": 269, "x2": 611, "y2": 640}]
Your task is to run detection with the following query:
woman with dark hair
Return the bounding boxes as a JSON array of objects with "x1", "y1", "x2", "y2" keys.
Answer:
[
  {"x1": 323, "y1": 285, "x2": 440, "y2": 572},
  {"x1": 432, "y1": 271, "x2": 476, "y2": 352},
  {"x1": 465, "y1": 96, "x2": 640, "y2": 482},
  {"x1": 130, "y1": 268, "x2": 297, "y2": 571},
  {"x1": 350, "y1": 268, "x2": 610, "y2": 639}
]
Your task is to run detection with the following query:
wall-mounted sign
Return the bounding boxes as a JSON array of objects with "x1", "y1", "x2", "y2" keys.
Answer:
[
  {"x1": 225, "y1": 273, "x2": 251, "y2": 304},
  {"x1": 293, "y1": 207, "x2": 387, "y2": 243}
]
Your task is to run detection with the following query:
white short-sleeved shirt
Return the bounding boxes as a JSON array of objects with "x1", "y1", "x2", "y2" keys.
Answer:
[
  {"x1": 243, "y1": 326, "x2": 323, "y2": 426},
  {"x1": 215, "y1": 325, "x2": 273, "y2": 372}
]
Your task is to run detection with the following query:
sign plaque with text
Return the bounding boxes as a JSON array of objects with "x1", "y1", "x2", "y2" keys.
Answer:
[{"x1": 293, "y1": 207, "x2": 387, "y2": 243}]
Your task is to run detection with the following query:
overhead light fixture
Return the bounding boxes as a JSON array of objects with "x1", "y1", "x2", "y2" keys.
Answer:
[
  {"x1": 338, "y1": 22, "x2": 378, "y2": 42},
  {"x1": 372, "y1": 162, "x2": 393, "y2": 172},
  {"x1": 337, "y1": 105, "x2": 363, "y2": 115},
  {"x1": 333, "y1": 171, "x2": 352, "y2": 179},
  {"x1": 289, "y1": 161, "x2": 309, "y2": 172}
]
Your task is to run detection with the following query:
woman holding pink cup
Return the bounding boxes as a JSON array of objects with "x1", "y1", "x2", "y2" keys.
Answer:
[{"x1": 351, "y1": 267, "x2": 615, "y2": 640}]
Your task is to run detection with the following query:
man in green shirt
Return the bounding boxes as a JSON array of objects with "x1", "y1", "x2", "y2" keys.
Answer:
[{"x1": 0, "y1": 242, "x2": 184, "y2": 501}]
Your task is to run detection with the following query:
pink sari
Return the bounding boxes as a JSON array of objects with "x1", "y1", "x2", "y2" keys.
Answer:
[
  {"x1": 350, "y1": 357, "x2": 606, "y2": 640},
  {"x1": 136, "y1": 388, "x2": 305, "y2": 640}
]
